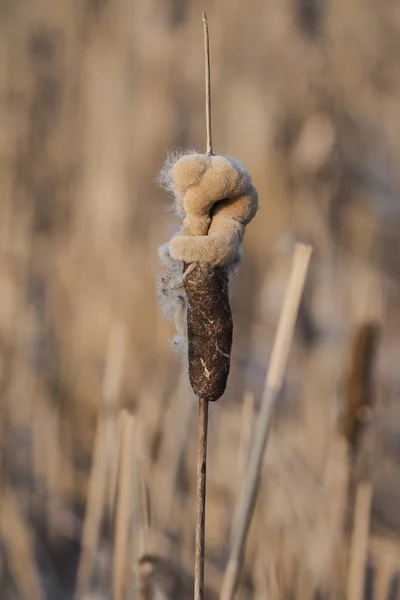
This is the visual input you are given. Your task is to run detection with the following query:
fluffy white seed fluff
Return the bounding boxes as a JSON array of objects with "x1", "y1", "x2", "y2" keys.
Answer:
[{"x1": 157, "y1": 151, "x2": 258, "y2": 351}]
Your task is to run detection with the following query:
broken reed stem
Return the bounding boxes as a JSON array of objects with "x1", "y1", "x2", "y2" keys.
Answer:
[
  {"x1": 75, "y1": 419, "x2": 108, "y2": 599},
  {"x1": 136, "y1": 458, "x2": 152, "y2": 557},
  {"x1": 113, "y1": 410, "x2": 136, "y2": 600},
  {"x1": 220, "y1": 243, "x2": 312, "y2": 600},
  {"x1": 346, "y1": 482, "x2": 372, "y2": 600},
  {"x1": 195, "y1": 397, "x2": 209, "y2": 600},
  {"x1": 202, "y1": 12, "x2": 212, "y2": 156}
]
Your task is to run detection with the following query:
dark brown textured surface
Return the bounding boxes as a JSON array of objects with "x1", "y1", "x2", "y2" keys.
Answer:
[
  {"x1": 341, "y1": 322, "x2": 380, "y2": 453},
  {"x1": 184, "y1": 263, "x2": 232, "y2": 402}
]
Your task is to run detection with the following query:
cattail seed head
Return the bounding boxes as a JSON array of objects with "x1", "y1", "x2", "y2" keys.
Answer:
[{"x1": 158, "y1": 151, "x2": 258, "y2": 400}]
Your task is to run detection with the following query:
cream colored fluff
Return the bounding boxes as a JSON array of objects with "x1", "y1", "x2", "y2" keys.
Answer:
[
  {"x1": 158, "y1": 151, "x2": 258, "y2": 351},
  {"x1": 167, "y1": 152, "x2": 258, "y2": 265}
]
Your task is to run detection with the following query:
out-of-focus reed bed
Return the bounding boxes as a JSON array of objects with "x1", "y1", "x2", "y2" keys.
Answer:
[{"x1": 1, "y1": 0, "x2": 400, "y2": 598}]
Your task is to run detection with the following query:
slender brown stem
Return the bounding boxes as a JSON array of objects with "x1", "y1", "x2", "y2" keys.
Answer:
[
  {"x1": 202, "y1": 12, "x2": 213, "y2": 155},
  {"x1": 195, "y1": 397, "x2": 209, "y2": 600},
  {"x1": 193, "y1": 13, "x2": 213, "y2": 600}
]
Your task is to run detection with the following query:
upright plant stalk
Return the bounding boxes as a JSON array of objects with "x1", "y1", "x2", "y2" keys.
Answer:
[
  {"x1": 194, "y1": 13, "x2": 212, "y2": 600},
  {"x1": 220, "y1": 243, "x2": 313, "y2": 600},
  {"x1": 203, "y1": 12, "x2": 212, "y2": 156},
  {"x1": 195, "y1": 397, "x2": 209, "y2": 600},
  {"x1": 341, "y1": 323, "x2": 378, "y2": 599},
  {"x1": 163, "y1": 12, "x2": 255, "y2": 599},
  {"x1": 346, "y1": 482, "x2": 372, "y2": 600}
]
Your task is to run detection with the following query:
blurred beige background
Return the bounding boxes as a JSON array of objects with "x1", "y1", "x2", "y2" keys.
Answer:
[{"x1": 1, "y1": 0, "x2": 400, "y2": 598}]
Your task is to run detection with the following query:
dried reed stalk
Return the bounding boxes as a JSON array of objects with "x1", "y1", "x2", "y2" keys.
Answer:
[
  {"x1": 238, "y1": 391, "x2": 254, "y2": 482},
  {"x1": 136, "y1": 459, "x2": 152, "y2": 557},
  {"x1": 195, "y1": 396, "x2": 209, "y2": 600},
  {"x1": 203, "y1": 12, "x2": 213, "y2": 156},
  {"x1": 103, "y1": 324, "x2": 127, "y2": 514},
  {"x1": 192, "y1": 13, "x2": 213, "y2": 600},
  {"x1": 163, "y1": 12, "x2": 256, "y2": 599},
  {"x1": 346, "y1": 482, "x2": 372, "y2": 600},
  {"x1": 75, "y1": 418, "x2": 109, "y2": 598},
  {"x1": 220, "y1": 243, "x2": 313, "y2": 600},
  {"x1": 75, "y1": 326, "x2": 126, "y2": 598},
  {"x1": 113, "y1": 409, "x2": 136, "y2": 600}
]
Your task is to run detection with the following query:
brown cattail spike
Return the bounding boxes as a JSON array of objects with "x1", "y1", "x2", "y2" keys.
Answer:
[
  {"x1": 184, "y1": 263, "x2": 232, "y2": 401},
  {"x1": 341, "y1": 322, "x2": 380, "y2": 453}
]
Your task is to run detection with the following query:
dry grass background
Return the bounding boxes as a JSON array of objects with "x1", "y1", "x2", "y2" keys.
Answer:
[{"x1": 1, "y1": 0, "x2": 400, "y2": 598}]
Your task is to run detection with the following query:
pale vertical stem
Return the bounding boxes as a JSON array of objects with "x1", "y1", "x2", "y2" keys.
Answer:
[
  {"x1": 346, "y1": 482, "x2": 373, "y2": 600},
  {"x1": 75, "y1": 419, "x2": 108, "y2": 599},
  {"x1": 237, "y1": 390, "x2": 255, "y2": 481},
  {"x1": 202, "y1": 12, "x2": 213, "y2": 156},
  {"x1": 103, "y1": 323, "x2": 127, "y2": 514},
  {"x1": 266, "y1": 244, "x2": 313, "y2": 390},
  {"x1": 220, "y1": 243, "x2": 312, "y2": 600},
  {"x1": 109, "y1": 409, "x2": 125, "y2": 517},
  {"x1": 194, "y1": 12, "x2": 213, "y2": 599},
  {"x1": 136, "y1": 454, "x2": 152, "y2": 557},
  {"x1": 113, "y1": 410, "x2": 136, "y2": 600}
]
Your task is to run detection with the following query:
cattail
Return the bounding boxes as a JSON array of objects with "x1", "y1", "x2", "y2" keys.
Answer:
[
  {"x1": 341, "y1": 322, "x2": 380, "y2": 454},
  {"x1": 158, "y1": 152, "x2": 258, "y2": 401},
  {"x1": 157, "y1": 14, "x2": 258, "y2": 600},
  {"x1": 157, "y1": 10, "x2": 258, "y2": 402}
]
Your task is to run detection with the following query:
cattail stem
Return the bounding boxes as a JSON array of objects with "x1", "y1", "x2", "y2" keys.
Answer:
[
  {"x1": 202, "y1": 12, "x2": 213, "y2": 156},
  {"x1": 194, "y1": 14, "x2": 213, "y2": 600},
  {"x1": 220, "y1": 243, "x2": 312, "y2": 600},
  {"x1": 195, "y1": 397, "x2": 209, "y2": 600},
  {"x1": 346, "y1": 482, "x2": 372, "y2": 600}
]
